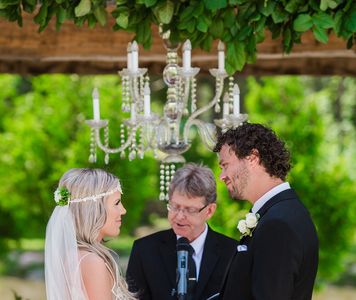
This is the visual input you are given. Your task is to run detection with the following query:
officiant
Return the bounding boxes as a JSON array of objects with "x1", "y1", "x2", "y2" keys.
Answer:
[{"x1": 126, "y1": 163, "x2": 237, "y2": 300}]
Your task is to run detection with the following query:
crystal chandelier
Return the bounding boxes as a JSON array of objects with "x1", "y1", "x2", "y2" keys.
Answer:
[{"x1": 86, "y1": 31, "x2": 248, "y2": 200}]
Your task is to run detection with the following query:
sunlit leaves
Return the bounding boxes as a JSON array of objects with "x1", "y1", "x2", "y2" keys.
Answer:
[
  {"x1": 152, "y1": 0, "x2": 174, "y2": 24},
  {"x1": 320, "y1": 0, "x2": 339, "y2": 11},
  {"x1": 313, "y1": 25, "x2": 328, "y2": 43},
  {"x1": 293, "y1": 14, "x2": 313, "y2": 32},
  {"x1": 1, "y1": 0, "x2": 355, "y2": 73},
  {"x1": 74, "y1": 0, "x2": 91, "y2": 17}
]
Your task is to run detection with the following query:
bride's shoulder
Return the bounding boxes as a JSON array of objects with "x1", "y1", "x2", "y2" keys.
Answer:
[
  {"x1": 78, "y1": 251, "x2": 108, "y2": 273},
  {"x1": 79, "y1": 251, "x2": 113, "y2": 298}
]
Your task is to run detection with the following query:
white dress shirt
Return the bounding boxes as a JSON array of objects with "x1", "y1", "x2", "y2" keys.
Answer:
[
  {"x1": 177, "y1": 223, "x2": 208, "y2": 280},
  {"x1": 251, "y1": 182, "x2": 291, "y2": 214}
]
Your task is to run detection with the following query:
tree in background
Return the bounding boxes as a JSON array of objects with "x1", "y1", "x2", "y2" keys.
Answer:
[
  {"x1": 0, "y1": 74, "x2": 355, "y2": 285},
  {"x1": 0, "y1": 74, "x2": 158, "y2": 241}
]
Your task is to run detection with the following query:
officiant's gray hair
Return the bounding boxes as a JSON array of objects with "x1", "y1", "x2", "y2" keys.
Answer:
[{"x1": 168, "y1": 163, "x2": 216, "y2": 204}]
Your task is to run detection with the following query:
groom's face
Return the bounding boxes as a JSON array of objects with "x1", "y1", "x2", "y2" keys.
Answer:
[
  {"x1": 218, "y1": 144, "x2": 250, "y2": 201},
  {"x1": 168, "y1": 191, "x2": 216, "y2": 242}
]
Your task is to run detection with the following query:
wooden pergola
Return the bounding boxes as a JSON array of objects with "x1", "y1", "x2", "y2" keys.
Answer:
[{"x1": 0, "y1": 12, "x2": 355, "y2": 76}]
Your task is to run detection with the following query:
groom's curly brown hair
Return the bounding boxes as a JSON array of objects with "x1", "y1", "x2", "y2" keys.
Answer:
[{"x1": 213, "y1": 123, "x2": 291, "y2": 180}]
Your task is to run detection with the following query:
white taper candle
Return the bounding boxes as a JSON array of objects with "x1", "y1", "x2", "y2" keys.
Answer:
[
  {"x1": 233, "y1": 84, "x2": 240, "y2": 115},
  {"x1": 127, "y1": 42, "x2": 132, "y2": 71},
  {"x1": 183, "y1": 40, "x2": 192, "y2": 71},
  {"x1": 218, "y1": 41, "x2": 225, "y2": 72},
  {"x1": 92, "y1": 87, "x2": 100, "y2": 121},
  {"x1": 131, "y1": 41, "x2": 139, "y2": 72}
]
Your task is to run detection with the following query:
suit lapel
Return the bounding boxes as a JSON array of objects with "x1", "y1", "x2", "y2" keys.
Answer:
[
  {"x1": 195, "y1": 228, "x2": 220, "y2": 299},
  {"x1": 159, "y1": 230, "x2": 178, "y2": 288},
  {"x1": 256, "y1": 188, "x2": 297, "y2": 218}
]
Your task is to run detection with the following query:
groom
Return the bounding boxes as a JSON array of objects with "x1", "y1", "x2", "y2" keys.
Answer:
[{"x1": 214, "y1": 123, "x2": 319, "y2": 300}]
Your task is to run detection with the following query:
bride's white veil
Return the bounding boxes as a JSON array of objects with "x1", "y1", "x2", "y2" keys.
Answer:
[{"x1": 45, "y1": 205, "x2": 87, "y2": 300}]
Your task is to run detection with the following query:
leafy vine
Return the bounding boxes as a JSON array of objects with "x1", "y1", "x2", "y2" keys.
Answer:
[{"x1": 0, "y1": 0, "x2": 355, "y2": 74}]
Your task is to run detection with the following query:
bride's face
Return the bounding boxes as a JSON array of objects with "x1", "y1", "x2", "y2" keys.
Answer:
[{"x1": 98, "y1": 191, "x2": 126, "y2": 240}]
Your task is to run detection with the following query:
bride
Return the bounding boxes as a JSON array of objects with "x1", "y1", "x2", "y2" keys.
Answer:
[{"x1": 45, "y1": 168, "x2": 136, "y2": 300}]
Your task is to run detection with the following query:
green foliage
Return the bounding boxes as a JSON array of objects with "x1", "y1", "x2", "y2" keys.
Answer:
[
  {"x1": 210, "y1": 76, "x2": 356, "y2": 283},
  {"x1": 0, "y1": 74, "x2": 355, "y2": 286},
  {"x1": 1, "y1": 1, "x2": 355, "y2": 73},
  {"x1": 0, "y1": 75, "x2": 158, "y2": 242}
]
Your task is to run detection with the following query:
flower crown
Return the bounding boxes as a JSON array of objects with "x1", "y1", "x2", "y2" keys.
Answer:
[{"x1": 54, "y1": 183, "x2": 122, "y2": 206}]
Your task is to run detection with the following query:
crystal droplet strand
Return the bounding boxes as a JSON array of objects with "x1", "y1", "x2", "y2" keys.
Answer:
[
  {"x1": 191, "y1": 77, "x2": 197, "y2": 113},
  {"x1": 215, "y1": 77, "x2": 222, "y2": 113},
  {"x1": 159, "y1": 163, "x2": 166, "y2": 201},
  {"x1": 104, "y1": 125, "x2": 110, "y2": 164},
  {"x1": 89, "y1": 128, "x2": 97, "y2": 163},
  {"x1": 165, "y1": 164, "x2": 170, "y2": 201},
  {"x1": 229, "y1": 76, "x2": 234, "y2": 111}
]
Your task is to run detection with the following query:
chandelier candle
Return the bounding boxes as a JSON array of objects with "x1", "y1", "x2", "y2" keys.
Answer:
[
  {"x1": 131, "y1": 41, "x2": 139, "y2": 73},
  {"x1": 182, "y1": 40, "x2": 191, "y2": 72},
  {"x1": 218, "y1": 41, "x2": 225, "y2": 72},
  {"x1": 127, "y1": 42, "x2": 132, "y2": 71},
  {"x1": 85, "y1": 30, "x2": 249, "y2": 194},
  {"x1": 92, "y1": 87, "x2": 100, "y2": 121},
  {"x1": 233, "y1": 84, "x2": 240, "y2": 116},
  {"x1": 223, "y1": 93, "x2": 230, "y2": 116}
]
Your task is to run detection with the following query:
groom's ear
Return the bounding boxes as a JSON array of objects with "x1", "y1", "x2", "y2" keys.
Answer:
[{"x1": 247, "y1": 148, "x2": 260, "y2": 165}]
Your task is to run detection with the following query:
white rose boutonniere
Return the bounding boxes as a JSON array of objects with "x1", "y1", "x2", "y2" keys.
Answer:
[{"x1": 237, "y1": 212, "x2": 260, "y2": 238}]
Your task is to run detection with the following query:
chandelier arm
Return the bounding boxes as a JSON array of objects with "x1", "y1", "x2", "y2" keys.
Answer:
[
  {"x1": 183, "y1": 77, "x2": 224, "y2": 143},
  {"x1": 186, "y1": 119, "x2": 217, "y2": 151},
  {"x1": 94, "y1": 127, "x2": 135, "y2": 154}
]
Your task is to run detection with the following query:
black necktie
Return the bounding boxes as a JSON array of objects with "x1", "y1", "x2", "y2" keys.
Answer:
[{"x1": 187, "y1": 245, "x2": 197, "y2": 299}]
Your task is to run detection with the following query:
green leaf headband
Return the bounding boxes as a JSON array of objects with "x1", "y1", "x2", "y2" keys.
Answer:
[{"x1": 54, "y1": 183, "x2": 122, "y2": 206}]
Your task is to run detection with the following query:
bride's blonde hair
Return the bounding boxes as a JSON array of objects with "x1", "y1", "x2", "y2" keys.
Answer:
[{"x1": 58, "y1": 168, "x2": 135, "y2": 300}]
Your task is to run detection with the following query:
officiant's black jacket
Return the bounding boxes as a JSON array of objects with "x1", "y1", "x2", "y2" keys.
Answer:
[
  {"x1": 219, "y1": 189, "x2": 319, "y2": 300},
  {"x1": 126, "y1": 226, "x2": 238, "y2": 300}
]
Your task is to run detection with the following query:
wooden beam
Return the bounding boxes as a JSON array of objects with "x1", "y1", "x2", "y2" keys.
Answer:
[{"x1": 0, "y1": 12, "x2": 355, "y2": 75}]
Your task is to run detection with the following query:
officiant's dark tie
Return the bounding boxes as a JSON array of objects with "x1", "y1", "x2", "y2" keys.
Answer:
[{"x1": 187, "y1": 245, "x2": 197, "y2": 300}]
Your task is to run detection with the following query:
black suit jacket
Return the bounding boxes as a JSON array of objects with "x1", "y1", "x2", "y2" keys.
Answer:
[
  {"x1": 126, "y1": 226, "x2": 238, "y2": 300},
  {"x1": 220, "y1": 189, "x2": 319, "y2": 300}
]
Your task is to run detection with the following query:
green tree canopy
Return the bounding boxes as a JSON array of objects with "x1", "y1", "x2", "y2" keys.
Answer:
[
  {"x1": 1, "y1": 0, "x2": 355, "y2": 73},
  {"x1": 0, "y1": 74, "x2": 355, "y2": 285}
]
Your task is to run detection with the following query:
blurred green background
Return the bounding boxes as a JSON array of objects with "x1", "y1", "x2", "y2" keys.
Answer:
[{"x1": 0, "y1": 74, "x2": 355, "y2": 299}]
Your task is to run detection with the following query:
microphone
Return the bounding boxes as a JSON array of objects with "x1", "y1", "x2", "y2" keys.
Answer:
[{"x1": 176, "y1": 237, "x2": 190, "y2": 300}]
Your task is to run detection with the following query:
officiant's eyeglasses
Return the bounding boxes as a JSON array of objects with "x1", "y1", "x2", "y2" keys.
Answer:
[{"x1": 167, "y1": 203, "x2": 209, "y2": 216}]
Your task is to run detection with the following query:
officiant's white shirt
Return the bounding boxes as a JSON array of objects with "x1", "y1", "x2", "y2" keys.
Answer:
[{"x1": 177, "y1": 223, "x2": 208, "y2": 280}]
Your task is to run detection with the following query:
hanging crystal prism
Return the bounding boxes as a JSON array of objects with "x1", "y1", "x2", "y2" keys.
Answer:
[
  {"x1": 228, "y1": 76, "x2": 234, "y2": 111},
  {"x1": 191, "y1": 77, "x2": 197, "y2": 113},
  {"x1": 138, "y1": 126, "x2": 144, "y2": 159},
  {"x1": 122, "y1": 76, "x2": 130, "y2": 112},
  {"x1": 159, "y1": 163, "x2": 166, "y2": 201},
  {"x1": 165, "y1": 164, "x2": 170, "y2": 201},
  {"x1": 89, "y1": 128, "x2": 97, "y2": 163},
  {"x1": 119, "y1": 123, "x2": 126, "y2": 159},
  {"x1": 215, "y1": 78, "x2": 222, "y2": 113},
  {"x1": 104, "y1": 125, "x2": 110, "y2": 164},
  {"x1": 128, "y1": 126, "x2": 137, "y2": 161}
]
